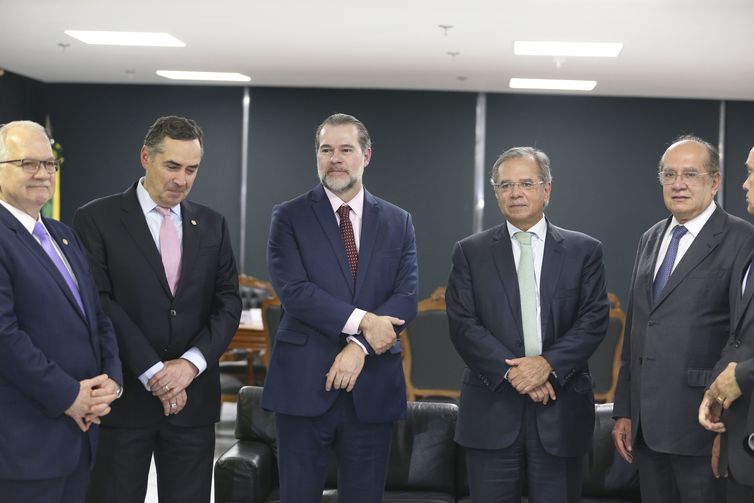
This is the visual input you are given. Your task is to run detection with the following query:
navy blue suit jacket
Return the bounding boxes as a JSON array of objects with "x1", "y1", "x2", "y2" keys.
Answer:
[
  {"x1": 446, "y1": 221, "x2": 609, "y2": 456},
  {"x1": 0, "y1": 205, "x2": 122, "y2": 480},
  {"x1": 261, "y1": 185, "x2": 418, "y2": 423}
]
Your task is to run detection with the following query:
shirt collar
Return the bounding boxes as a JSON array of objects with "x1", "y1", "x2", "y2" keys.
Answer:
[
  {"x1": 668, "y1": 200, "x2": 716, "y2": 238},
  {"x1": 136, "y1": 177, "x2": 182, "y2": 218},
  {"x1": 0, "y1": 199, "x2": 41, "y2": 234},
  {"x1": 323, "y1": 185, "x2": 364, "y2": 219},
  {"x1": 506, "y1": 215, "x2": 547, "y2": 241}
]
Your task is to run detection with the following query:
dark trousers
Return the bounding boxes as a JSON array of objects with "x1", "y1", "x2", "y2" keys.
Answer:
[
  {"x1": 275, "y1": 391, "x2": 394, "y2": 503},
  {"x1": 465, "y1": 401, "x2": 583, "y2": 503},
  {"x1": 0, "y1": 434, "x2": 90, "y2": 503},
  {"x1": 635, "y1": 435, "x2": 725, "y2": 503},
  {"x1": 86, "y1": 422, "x2": 214, "y2": 503},
  {"x1": 728, "y1": 473, "x2": 754, "y2": 503}
]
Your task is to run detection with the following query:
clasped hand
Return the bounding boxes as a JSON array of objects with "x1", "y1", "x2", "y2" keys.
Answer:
[
  {"x1": 505, "y1": 356, "x2": 556, "y2": 405},
  {"x1": 325, "y1": 342, "x2": 366, "y2": 392},
  {"x1": 65, "y1": 374, "x2": 120, "y2": 432},
  {"x1": 359, "y1": 312, "x2": 404, "y2": 354}
]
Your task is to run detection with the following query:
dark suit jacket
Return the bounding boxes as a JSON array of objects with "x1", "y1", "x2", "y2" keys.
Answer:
[
  {"x1": 614, "y1": 205, "x2": 754, "y2": 456},
  {"x1": 711, "y1": 247, "x2": 754, "y2": 486},
  {"x1": 72, "y1": 182, "x2": 241, "y2": 428},
  {"x1": 261, "y1": 185, "x2": 418, "y2": 423},
  {"x1": 446, "y1": 220, "x2": 609, "y2": 457},
  {"x1": 0, "y1": 206, "x2": 122, "y2": 480}
]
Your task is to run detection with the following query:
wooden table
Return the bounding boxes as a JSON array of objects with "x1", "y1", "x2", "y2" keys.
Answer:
[{"x1": 225, "y1": 322, "x2": 267, "y2": 386}]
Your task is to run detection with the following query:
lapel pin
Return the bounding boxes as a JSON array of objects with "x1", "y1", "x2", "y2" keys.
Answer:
[
  {"x1": 191, "y1": 219, "x2": 197, "y2": 226},
  {"x1": 62, "y1": 238, "x2": 69, "y2": 245}
]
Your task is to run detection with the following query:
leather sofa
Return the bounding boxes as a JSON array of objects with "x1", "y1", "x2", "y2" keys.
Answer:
[{"x1": 214, "y1": 386, "x2": 640, "y2": 502}]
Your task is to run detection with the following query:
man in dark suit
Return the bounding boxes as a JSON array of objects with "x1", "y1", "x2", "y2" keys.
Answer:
[
  {"x1": 446, "y1": 146, "x2": 609, "y2": 503},
  {"x1": 73, "y1": 116, "x2": 242, "y2": 503},
  {"x1": 261, "y1": 113, "x2": 418, "y2": 502},
  {"x1": 613, "y1": 136, "x2": 754, "y2": 503},
  {"x1": 699, "y1": 145, "x2": 754, "y2": 502},
  {"x1": 0, "y1": 121, "x2": 122, "y2": 502}
]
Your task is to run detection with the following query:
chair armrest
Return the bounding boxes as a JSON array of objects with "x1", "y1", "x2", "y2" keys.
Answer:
[{"x1": 214, "y1": 440, "x2": 274, "y2": 503}]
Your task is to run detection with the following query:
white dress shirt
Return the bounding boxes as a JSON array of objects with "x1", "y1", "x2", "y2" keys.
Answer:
[
  {"x1": 507, "y1": 216, "x2": 548, "y2": 355},
  {"x1": 653, "y1": 201, "x2": 716, "y2": 280},
  {"x1": 136, "y1": 178, "x2": 207, "y2": 389}
]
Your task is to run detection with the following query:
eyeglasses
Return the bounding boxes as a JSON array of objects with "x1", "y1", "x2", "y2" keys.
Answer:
[
  {"x1": 657, "y1": 170, "x2": 712, "y2": 185},
  {"x1": 490, "y1": 179, "x2": 545, "y2": 192},
  {"x1": 0, "y1": 159, "x2": 59, "y2": 174}
]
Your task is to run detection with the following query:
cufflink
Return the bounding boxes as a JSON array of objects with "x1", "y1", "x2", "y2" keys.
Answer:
[{"x1": 191, "y1": 219, "x2": 197, "y2": 226}]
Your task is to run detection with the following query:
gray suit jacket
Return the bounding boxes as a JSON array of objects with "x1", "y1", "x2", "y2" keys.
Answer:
[
  {"x1": 712, "y1": 246, "x2": 754, "y2": 486},
  {"x1": 614, "y1": 205, "x2": 754, "y2": 456}
]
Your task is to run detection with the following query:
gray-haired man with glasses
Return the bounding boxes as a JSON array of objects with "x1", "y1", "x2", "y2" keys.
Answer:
[
  {"x1": 613, "y1": 135, "x2": 754, "y2": 503},
  {"x1": 447, "y1": 146, "x2": 609, "y2": 502},
  {"x1": 0, "y1": 120, "x2": 122, "y2": 502}
]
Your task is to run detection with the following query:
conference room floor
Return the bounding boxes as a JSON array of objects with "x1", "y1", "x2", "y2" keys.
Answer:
[{"x1": 145, "y1": 402, "x2": 237, "y2": 503}]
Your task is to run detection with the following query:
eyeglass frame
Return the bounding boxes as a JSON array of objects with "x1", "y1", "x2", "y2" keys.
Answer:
[
  {"x1": 657, "y1": 169, "x2": 714, "y2": 186},
  {"x1": 490, "y1": 178, "x2": 547, "y2": 193},
  {"x1": 0, "y1": 159, "x2": 60, "y2": 174}
]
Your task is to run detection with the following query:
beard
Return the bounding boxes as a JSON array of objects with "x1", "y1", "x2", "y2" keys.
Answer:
[{"x1": 319, "y1": 167, "x2": 363, "y2": 194}]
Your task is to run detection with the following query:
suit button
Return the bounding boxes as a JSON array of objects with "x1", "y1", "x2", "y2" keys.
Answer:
[
  {"x1": 647, "y1": 320, "x2": 656, "y2": 326},
  {"x1": 735, "y1": 340, "x2": 742, "y2": 348},
  {"x1": 170, "y1": 309, "x2": 177, "y2": 316}
]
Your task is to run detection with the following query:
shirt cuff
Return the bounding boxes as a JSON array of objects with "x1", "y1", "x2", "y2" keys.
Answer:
[
  {"x1": 138, "y1": 361, "x2": 165, "y2": 391},
  {"x1": 181, "y1": 347, "x2": 207, "y2": 376},
  {"x1": 342, "y1": 308, "x2": 367, "y2": 335},
  {"x1": 346, "y1": 336, "x2": 369, "y2": 354}
]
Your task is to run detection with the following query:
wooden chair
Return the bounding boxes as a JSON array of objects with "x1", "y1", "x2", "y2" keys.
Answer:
[
  {"x1": 400, "y1": 287, "x2": 464, "y2": 402},
  {"x1": 589, "y1": 292, "x2": 626, "y2": 403}
]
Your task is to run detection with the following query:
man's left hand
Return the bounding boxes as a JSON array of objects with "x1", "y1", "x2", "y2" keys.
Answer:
[
  {"x1": 505, "y1": 356, "x2": 552, "y2": 394},
  {"x1": 149, "y1": 359, "x2": 198, "y2": 401},
  {"x1": 709, "y1": 362, "x2": 742, "y2": 410},
  {"x1": 325, "y1": 342, "x2": 366, "y2": 392}
]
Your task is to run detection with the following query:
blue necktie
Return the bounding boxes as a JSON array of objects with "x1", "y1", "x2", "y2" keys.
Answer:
[
  {"x1": 33, "y1": 222, "x2": 86, "y2": 316},
  {"x1": 653, "y1": 225, "x2": 687, "y2": 303}
]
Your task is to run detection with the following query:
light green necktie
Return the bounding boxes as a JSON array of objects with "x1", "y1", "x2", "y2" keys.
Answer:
[{"x1": 514, "y1": 232, "x2": 539, "y2": 356}]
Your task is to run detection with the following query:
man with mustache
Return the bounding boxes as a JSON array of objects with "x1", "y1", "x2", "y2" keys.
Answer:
[
  {"x1": 261, "y1": 113, "x2": 418, "y2": 502},
  {"x1": 73, "y1": 116, "x2": 242, "y2": 503},
  {"x1": 613, "y1": 136, "x2": 754, "y2": 503}
]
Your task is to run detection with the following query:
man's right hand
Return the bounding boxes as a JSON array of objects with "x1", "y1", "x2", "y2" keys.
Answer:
[
  {"x1": 65, "y1": 374, "x2": 111, "y2": 432},
  {"x1": 612, "y1": 417, "x2": 634, "y2": 463},
  {"x1": 699, "y1": 389, "x2": 726, "y2": 433},
  {"x1": 359, "y1": 312, "x2": 404, "y2": 354}
]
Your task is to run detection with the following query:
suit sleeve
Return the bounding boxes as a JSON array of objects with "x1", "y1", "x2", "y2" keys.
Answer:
[
  {"x1": 613, "y1": 234, "x2": 645, "y2": 419},
  {"x1": 182, "y1": 216, "x2": 241, "y2": 365},
  {"x1": 446, "y1": 241, "x2": 519, "y2": 391},
  {"x1": 73, "y1": 207, "x2": 162, "y2": 376},
  {"x1": 542, "y1": 241, "x2": 610, "y2": 387},
  {"x1": 267, "y1": 203, "x2": 365, "y2": 341}
]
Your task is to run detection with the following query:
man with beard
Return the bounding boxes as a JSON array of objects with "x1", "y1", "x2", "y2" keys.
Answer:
[{"x1": 261, "y1": 113, "x2": 418, "y2": 502}]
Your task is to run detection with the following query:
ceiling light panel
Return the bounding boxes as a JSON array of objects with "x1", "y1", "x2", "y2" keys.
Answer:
[
  {"x1": 514, "y1": 41, "x2": 622, "y2": 58},
  {"x1": 156, "y1": 71, "x2": 251, "y2": 82},
  {"x1": 509, "y1": 78, "x2": 597, "y2": 91},
  {"x1": 64, "y1": 30, "x2": 185, "y2": 47}
]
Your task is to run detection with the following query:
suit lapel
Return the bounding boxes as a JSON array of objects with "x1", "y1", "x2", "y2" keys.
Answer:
[
  {"x1": 652, "y1": 207, "x2": 725, "y2": 310},
  {"x1": 354, "y1": 190, "x2": 380, "y2": 300},
  {"x1": 491, "y1": 225, "x2": 523, "y2": 338},
  {"x1": 177, "y1": 200, "x2": 201, "y2": 298},
  {"x1": 735, "y1": 253, "x2": 754, "y2": 329},
  {"x1": 539, "y1": 222, "x2": 565, "y2": 346},
  {"x1": 119, "y1": 184, "x2": 173, "y2": 297},
  {"x1": 309, "y1": 185, "x2": 354, "y2": 294},
  {"x1": 640, "y1": 220, "x2": 668, "y2": 308},
  {"x1": 43, "y1": 220, "x2": 89, "y2": 323}
]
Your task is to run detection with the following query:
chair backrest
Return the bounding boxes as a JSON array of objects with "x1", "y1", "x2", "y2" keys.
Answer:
[
  {"x1": 402, "y1": 287, "x2": 464, "y2": 401},
  {"x1": 238, "y1": 274, "x2": 275, "y2": 309},
  {"x1": 589, "y1": 292, "x2": 626, "y2": 403}
]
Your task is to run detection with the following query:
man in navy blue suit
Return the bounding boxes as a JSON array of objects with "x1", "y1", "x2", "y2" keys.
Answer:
[
  {"x1": 0, "y1": 120, "x2": 122, "y2": 502},
  {"x1": 262, "y1": 113, "x2": 418, "y2": 502},
  {"x1": 446, "y1": 146, "x2": 609, "y2": 502}
]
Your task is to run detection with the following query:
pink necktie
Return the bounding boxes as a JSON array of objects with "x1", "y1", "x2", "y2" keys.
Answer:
[{"x1": 156, "y1": 207, "x2": 181, "y2": 295}]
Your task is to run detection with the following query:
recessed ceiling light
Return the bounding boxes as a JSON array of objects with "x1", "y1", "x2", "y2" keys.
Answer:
[
  {"x1": 509, "y1": 78, "x2": 597, "y2": 91},
  {"x1": 514, "y1": 41, "x2": 622, "y2": 58},
  {"x1": 64, "y1": 30, "x2": 185, "y2": 47},
  {"x1": 156, "y1": 70, "x2": 251, "y2": 82}
]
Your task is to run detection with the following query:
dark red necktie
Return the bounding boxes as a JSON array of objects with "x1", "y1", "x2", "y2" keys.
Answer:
[{"x1": 337, "y1": 205, "x2": 358, "y2": 283}]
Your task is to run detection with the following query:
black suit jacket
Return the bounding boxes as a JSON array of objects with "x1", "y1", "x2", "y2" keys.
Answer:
[
  {"x1": 614, "y1": 205, "x2": 754, "y2": 456},
  {"x1": 72, "y1": 182, "x2": 242, "y2": 427},
  {"x1": 446, "y1": 220, "x2": 609, "y2": 457}
]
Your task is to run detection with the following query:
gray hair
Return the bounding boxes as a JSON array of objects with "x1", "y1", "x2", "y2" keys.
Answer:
[
  {"x1": 0, "y1": 121, "x2": 50, "y2": 160},
  {"x1": 315, "y1": 113, "x2": 371, "y2": 153},
  {"x1": 144, "y1": 116, "x2": 204, "y2": 159},
  {"x1": 490, "y1": 146, "x2": 552, "y2": 184},
  {"x1": 660, "y1": 135, "x2": 720, "y2": 173}
]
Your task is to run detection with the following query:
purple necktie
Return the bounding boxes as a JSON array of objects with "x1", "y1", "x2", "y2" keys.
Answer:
[
  {"x1": 32, "y1": 221, "x2": 85, "y2": 316},
  {"x1": 156, "y1": 206, "x2": 181, "y2": 295},
  {"x1": 653, "y1": 225, "x2": 688, "y2": 303}
]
